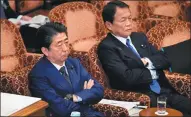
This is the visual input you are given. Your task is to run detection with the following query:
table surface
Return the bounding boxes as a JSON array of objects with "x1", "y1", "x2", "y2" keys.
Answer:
[
  {"x1": 10, "y1": 100, "x2": 48, "y2": 116},
  {"x1": 139, "y1": 107, "x2": 183, "y2": 117}
]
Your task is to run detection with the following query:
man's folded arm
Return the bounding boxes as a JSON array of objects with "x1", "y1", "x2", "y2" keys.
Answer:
[
  {"x1": 142, "y1": 34, "x2": 170, "y2": 70},
  {"x1": 29, "y1": 75, "x2": 80, "y2": 116},
  {"x1": 98, "y1": 45, "x2": 153, "y2": 86},
  {"x1": 74, "y1": 59, "x2": 104, "y2": 104}
]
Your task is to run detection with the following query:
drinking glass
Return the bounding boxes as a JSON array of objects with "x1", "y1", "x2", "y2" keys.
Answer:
[{"x1": 157, "y1": 96, "x2": 167, "y2": 114}]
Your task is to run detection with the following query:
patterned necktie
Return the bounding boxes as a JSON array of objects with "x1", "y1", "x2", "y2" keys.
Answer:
[
  {"x1": 59, "y1": 66, "x2": 72, "y2": 87},
  {"x1": 126, "y1": 39, "x2": 161, "y2": 94}
]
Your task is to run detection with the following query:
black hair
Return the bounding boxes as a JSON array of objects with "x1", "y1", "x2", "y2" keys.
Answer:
[
  {"x1": 102, "y1": 0, "x2": 129, "y2": 23},
  {"x1": 36, "y1": 22, "x2": 67, "y2": 49},
  {"x1": 185, "y1": 5, "x2": 191, "y2": 22}
]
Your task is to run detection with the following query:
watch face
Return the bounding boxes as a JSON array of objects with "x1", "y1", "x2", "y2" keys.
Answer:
[{"x1": 64, "y1": 94, "x2": 73, "y2": 100}]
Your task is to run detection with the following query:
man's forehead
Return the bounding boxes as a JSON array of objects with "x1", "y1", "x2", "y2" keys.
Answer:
[
  {"x1": 115, "y1": 7, "x2": 131, "y2": 16},
  {"x1": 52, "y1": 32, "x2": 67, "y2": 43}
]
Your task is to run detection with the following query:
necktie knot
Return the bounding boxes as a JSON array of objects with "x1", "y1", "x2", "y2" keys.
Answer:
[
  {"x1": 59, "y1": 66, "x2": 68, "y2": 76},
  {"x1": 126, "y1": 38, "x2": 130, "y2": 46}
]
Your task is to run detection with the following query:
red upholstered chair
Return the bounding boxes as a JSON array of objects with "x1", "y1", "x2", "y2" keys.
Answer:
[
  {"x1": 0, "y1": 19, "x2": 42, "y2": 96},
  {"x1": 90, "y1": 0, "x2": 190, "y2": 33},
  {"x1": 146, "y1": 19, "x2": 191, "y2": 99},
  {"x1": 9, "y1": 0, "x2": 44, "y2": 14},
  {"x1": 86, "y1": 44, "x2": 150, "y2": 116},
  {"x1": 48, "y1": 2, "x2": 107, "y2": 72},
  {"x1": 141, "y1": 1, "x2": 190, "y2": 32},
  {"x1": 90, "y1": 0, "x2": 150, "y2": 20},
  {"x1": 146, "y1": 1, "x2": 189, "y2": 20},
  {"x1": 90, "y1": 0, "x2": 148, "y2": 33}
]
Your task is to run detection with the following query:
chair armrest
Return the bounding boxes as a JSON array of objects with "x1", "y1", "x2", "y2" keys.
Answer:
[
  {"x1": 24, "y1": 53, "x2": 43, "y2": 66},
  {"x1": 104, "y1": 88, "x2": 150, "y2": 107},
  {"x1": 93, "y1": 103, "x2": 129, "y2": 117},
  {"x1": 1, "y1": 65, "x2": 34, "y2": 96},
  {"x1": 164, "y1": 70, "x2": 191, "y2": 99}
]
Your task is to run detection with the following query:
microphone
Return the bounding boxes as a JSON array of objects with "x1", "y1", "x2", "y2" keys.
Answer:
[{"x1": 141, "y1": 44, "x2": 147, "y2": 48}]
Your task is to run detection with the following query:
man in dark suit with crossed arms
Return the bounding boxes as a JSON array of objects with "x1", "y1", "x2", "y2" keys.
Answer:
[
  {"x1": 29, "y1": 22, "x2": 104, "y2": 117},
  {"x1": 97, "y1": 1, "x2": 191, "y2": 116}
]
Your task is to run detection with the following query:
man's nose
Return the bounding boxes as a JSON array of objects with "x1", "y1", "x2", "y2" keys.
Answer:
[
  {"x1": 62, "y1": 44, "x2": 68, "y2": 50},
  {"x1": 125, "y1": 20, "x2": 131, "y2": 26}
]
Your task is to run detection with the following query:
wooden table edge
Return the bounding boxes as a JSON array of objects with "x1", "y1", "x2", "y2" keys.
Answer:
[
  {"x1": 139, "y1": 107, "x2": 183, "y2": 117},
  {"x1": 10, "y1": 100, "x2": 48, "y2": 116}
]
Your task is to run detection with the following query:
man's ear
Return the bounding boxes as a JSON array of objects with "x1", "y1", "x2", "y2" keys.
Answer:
[
  {"x1": 105, "y1": 21, "x2": 112, "y2": 31},
  {"x1": 41, "y1": 47, "x2": 49, "y2": 56}
]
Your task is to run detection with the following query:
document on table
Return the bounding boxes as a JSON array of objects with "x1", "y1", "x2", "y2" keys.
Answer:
[
  {"x1": 99, "y1": 99, "x2": 140, "y2": 111},
  {"x1": 1, "y1": 92, "x2": 41, "y2": 116},
  {"x1": 8, "y1": 15, "x2": 50, "y2": 28}
]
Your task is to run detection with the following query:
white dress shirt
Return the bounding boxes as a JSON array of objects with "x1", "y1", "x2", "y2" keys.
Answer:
[{"x1": 51, "y1": 62, "x2": 69, "y2": 75}]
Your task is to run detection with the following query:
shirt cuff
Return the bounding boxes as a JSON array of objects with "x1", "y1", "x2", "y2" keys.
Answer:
[
  {"x1": 144, "y1": 57, "x2": 155, "y2": 69},
  {"x1": 76, "y1": 96, "x2": 82, "y2": 102},
  {"x1": 17, "y1": 15, "x2": 23, "y2": 20}
]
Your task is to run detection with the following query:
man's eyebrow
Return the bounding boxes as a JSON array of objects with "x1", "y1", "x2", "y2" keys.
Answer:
[
  {"x1": 56, "y1": 40, "x2": 63, "y2": 44},
  {"x1": 64, "y1": 38, "x2": 68, "y2": 40}
]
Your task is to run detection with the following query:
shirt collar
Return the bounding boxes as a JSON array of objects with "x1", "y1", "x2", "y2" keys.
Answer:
[
  {"x1": 51, "y1": 62, "x2": 66, "y2": 70},
  {"x1": 111, "y1": 33, "x2": 132, "y2": 45}
]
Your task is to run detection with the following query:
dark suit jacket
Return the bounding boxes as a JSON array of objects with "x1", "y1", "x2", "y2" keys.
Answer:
[
  {"x1": 97, "y1": 32, "x2": 172, "y2": 93},
  {"x1": 29, "y1": 56, "x2": 104, "y2": 117},
  {"x1": 1, "y1": 0, "x2": 18, "y2": 18}
]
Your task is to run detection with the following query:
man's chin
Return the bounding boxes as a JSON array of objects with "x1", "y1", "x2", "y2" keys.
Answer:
[{"x1": 126, "y1": 31, "x2": 132, "y2": 36}]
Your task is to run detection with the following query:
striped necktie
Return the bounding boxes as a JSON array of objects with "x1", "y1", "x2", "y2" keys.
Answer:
[
  {"x1": 59, "y1": 66, "x2": 72, "y2": 87},
  {"x1": 126, "y1": 39, "x2": 141, "y2": 58}
]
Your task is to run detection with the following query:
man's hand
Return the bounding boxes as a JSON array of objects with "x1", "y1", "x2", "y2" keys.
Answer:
[
  {"x1": 84, "y1": 79, "x2": 94, "y2": 89},
  {"x1": 141, "y1": 58, "x2": 148, "y2": 66},
  {"x1": 21, "y1": 15, "x2": 32, "y2": 21},
  {"x1": 72, "y1": 94, "x2": 78, "y2": 102}
]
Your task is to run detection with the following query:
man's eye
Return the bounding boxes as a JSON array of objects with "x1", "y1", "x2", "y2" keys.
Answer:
[
  {"x1": 128, "y1": 17, "x2": 132, "y2": 20},
  {"x1": 57, "y1": 43, "x2": 62, "y2": 46},
  {"x1": 120, "y1": 19, "x2": 125, "y2": 22},
  {"x1": 64, "y1": 41, "x2": 69, "y2": 45}
]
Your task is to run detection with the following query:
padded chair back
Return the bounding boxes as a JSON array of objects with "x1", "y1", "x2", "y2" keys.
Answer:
[
  {"x1": 146, "y1": 19, "x2": 190, "y2": 49},
  {"x1": 1, "y1": 19, "x2": 42, "y2": 96},
  {"x1": 147, "y1": 1, "x2": 184, "y2": 19},
  {"x1": 90, "y1": 0, "x2": 150, "y2": 19},
  {"x1": 9, "y1": 0, "x2": 44, "y2": 13},
  {"x1": 90, "y1": 0, "x2": 148, "y2": 33},
  {"x1": 49, "y1": 1, "x2": 106, "y2": 45},
  {"x1": 1, "y1": 19, "x2": 27, "y2": 72}
]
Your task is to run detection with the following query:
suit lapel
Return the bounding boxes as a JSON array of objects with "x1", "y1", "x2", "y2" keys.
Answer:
[
  {"x1": 130, "y1": 33, "x2": 142, "y2": 56},
  {"x1": 130, "y1": 33, "x2": 149, "y2": 57},
  {"x1": 109, "y1": 33, "x2": 141, "y2": 61}
]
